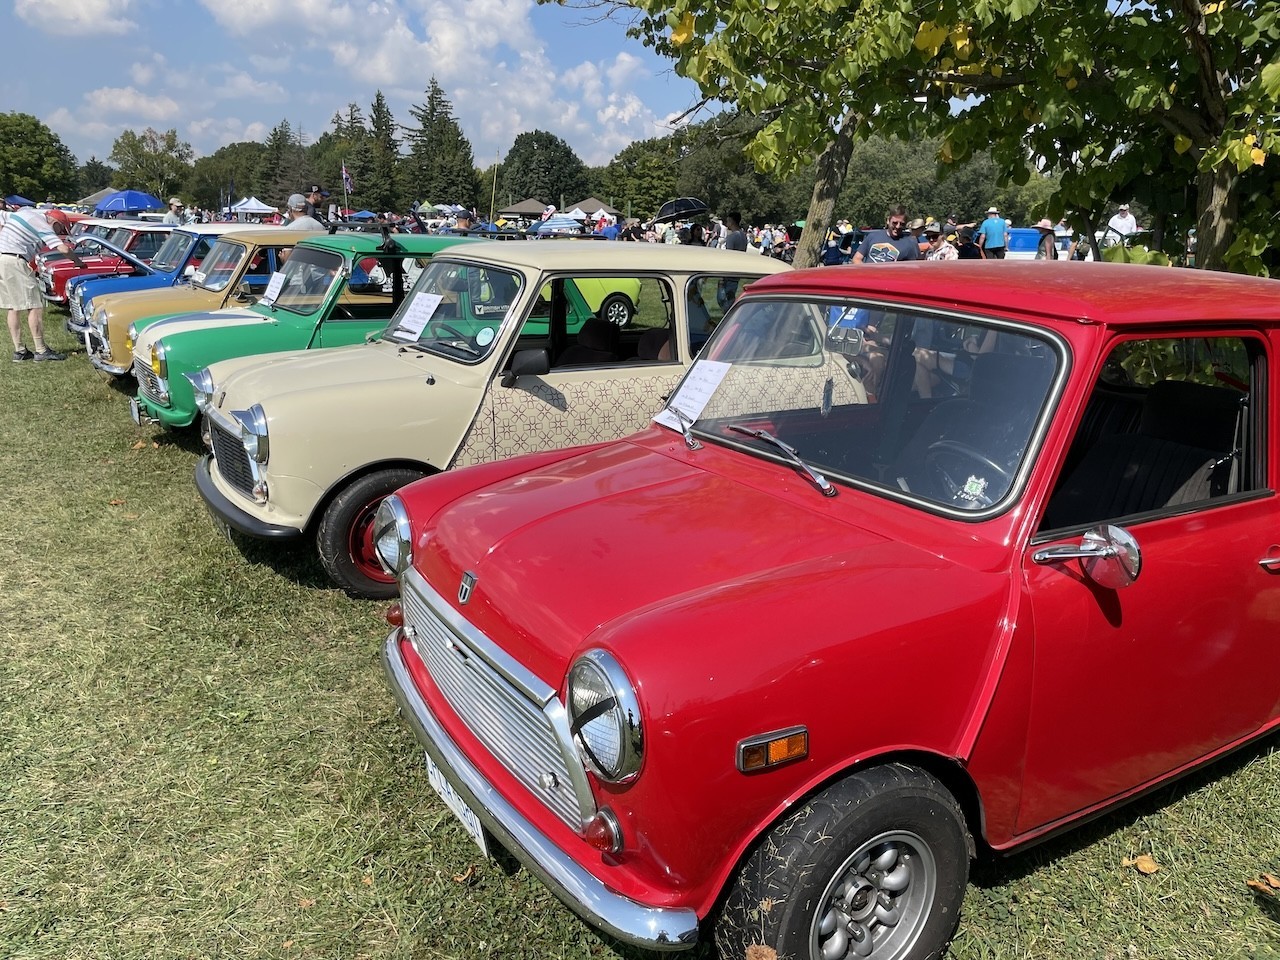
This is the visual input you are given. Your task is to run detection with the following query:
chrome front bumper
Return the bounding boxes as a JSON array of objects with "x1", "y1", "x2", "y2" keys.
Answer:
[{"x1": 381, "y1": 628, "x2": 700, "y2": 952}]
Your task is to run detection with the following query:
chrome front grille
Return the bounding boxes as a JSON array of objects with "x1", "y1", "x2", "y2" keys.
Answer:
[
  {"x1": 132, "y1": 357, "x2": 163, "y2": 403},
  {"x1": 209, "y1": 421, "x2": 254, "y2": 495},
  {"x1": 401, "y1": 576, "x2": 588, "y2": 830},
  {"x1": 70, "y1": 295, "x2": 84, "y2": 327}
]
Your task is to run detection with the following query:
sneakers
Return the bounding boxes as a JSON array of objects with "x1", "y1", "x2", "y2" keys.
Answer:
[
  {"x1": 32, "y1": 348, "x2": 65, "y2": 362},
  {"x1": 12, "y1": 346, "x2": 33, "y2": 362}
]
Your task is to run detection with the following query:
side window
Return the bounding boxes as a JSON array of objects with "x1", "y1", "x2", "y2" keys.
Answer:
[
  {"x1": 686, "y1": 275, "x2": 745, "y2": 357},
  {"x1": 133, "y1": 233, "x2": 165, "y2": 260},
  {"x1": 536, "y1": 275, "x2": 672, "y2": 368},
  {"x1": 1041, "y1": 335, "x2": 1258, "y2": 531},
  {"x1": 189, "y1": 238, "x2": 214, "y2": 266}
]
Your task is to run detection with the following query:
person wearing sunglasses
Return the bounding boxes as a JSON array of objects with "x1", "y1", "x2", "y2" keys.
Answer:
[{"x1": 851, "y1": 204, "x2": 920, "y2": 264}]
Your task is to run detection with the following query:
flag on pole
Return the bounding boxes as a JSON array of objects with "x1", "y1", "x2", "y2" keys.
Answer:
[{"x1": 342, "y1": 163, "x2": 354, "y2": 194}]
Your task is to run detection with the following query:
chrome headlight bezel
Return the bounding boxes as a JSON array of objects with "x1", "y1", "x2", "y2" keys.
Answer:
[
  {"x1": 232, "y1": 403, "x2": 269, "y2": 463},
  {"x1": 93, "y1": 305, "x2": 108, "y2": 333},
  {"x1": 126, "y1": 323, "x2": 138, "y2": 354},
  {"x1": 373, "y1": 494, "x2": 412, "y2": 577},
  {"x1": 185, "y1": 368, "x2": 215, "y2": 412},
  {"x1": 567, "y1": 649, "x2": 644, "y2": 783},
  {"x1": 149, "y1": 338, "x2": 167, "y2": 378}
]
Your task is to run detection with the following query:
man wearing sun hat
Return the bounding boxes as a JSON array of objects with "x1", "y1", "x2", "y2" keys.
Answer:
[
  {"x1": 976, "y1": 205, "x2": 1008, "y2": 259},
  {"x1": 0, "y1": 206, "x2": 72, "y2": 361},
  {"x1": 162, "y1": 197, "x2": 185, "y2": 225},
  {"x1": 1108, "y1": 203, "x2": 1138, "y2": 237}
]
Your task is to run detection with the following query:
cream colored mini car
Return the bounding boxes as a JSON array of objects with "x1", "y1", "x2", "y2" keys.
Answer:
[{"x1": 194, "y1": 242, "x2": 792, "y2": 598}]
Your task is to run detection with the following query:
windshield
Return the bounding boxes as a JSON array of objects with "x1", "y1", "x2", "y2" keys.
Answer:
[
  {"x1": 262, "y1": 247, "x2": 343, "y2": 316},
  {"x1": 106, "y1": 227, "x2": 135, "y2": 250},
  {"x1": 660, "y1": 298, "x2": 1060, "y2": 513},
  {"x1": 381, "y1": 260, "x2": 523, "y2": 362},
  {"x1": 192, "y1": 239, "x2": 248, "y2": 292},
  {"x1": 148, "y1": 232, "x2": 191, "y2": 273}
]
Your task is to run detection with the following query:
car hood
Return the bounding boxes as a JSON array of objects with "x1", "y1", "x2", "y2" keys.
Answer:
[
  {"x1": 99, "y1": 283, "x2": 207, "y2": 314},
  {"x1": 210, "y1": 338, "x2": 422, "y2": 403},
  {"x1": 415, "y1": 438, "x2": 967, "y2": 685},
  {"x1": 134, "y1": 306, "x2": 268, "y2": 348}
]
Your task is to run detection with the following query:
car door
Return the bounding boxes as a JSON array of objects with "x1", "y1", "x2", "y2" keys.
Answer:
[
  {"x1": 1015, "y1": 331, "x2": 1280, "y2": 834},
  {"x1": 454, "y1": 274, "x2": 684, "y2": 466}
]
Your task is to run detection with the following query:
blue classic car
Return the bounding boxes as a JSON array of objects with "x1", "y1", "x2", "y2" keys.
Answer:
[{"x1": 66, "y1": 223, "x2": 277, "y2": 335}]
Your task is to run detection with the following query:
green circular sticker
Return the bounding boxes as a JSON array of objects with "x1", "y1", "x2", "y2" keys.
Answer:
[{"x1": 476, "y1": 327, "x2": 495, "y2": 347}]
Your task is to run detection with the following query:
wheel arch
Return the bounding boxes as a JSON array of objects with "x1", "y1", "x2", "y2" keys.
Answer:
[
  {"x1": 302, "y1": 456, "x2": 441, "y2": 536},
  {"x1": 704, "y1": 748, "x2": 986, "y2": 925}
]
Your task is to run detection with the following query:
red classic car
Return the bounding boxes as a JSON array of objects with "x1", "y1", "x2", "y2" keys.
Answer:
[
  {"x1": 378, "y1": 261, "x2": 1280, "y2": 959},
  {"x1": 37, "y1": 222, "x2": 171, "y2": 302}
]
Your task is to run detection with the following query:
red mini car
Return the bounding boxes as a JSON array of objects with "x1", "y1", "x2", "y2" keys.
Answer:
[
  {"x1": 37, "y1": 222, "x2": 171, "y2": 302},
  {"x1": 378, "y1": 261, "x2": 1280, "y2": 959}
]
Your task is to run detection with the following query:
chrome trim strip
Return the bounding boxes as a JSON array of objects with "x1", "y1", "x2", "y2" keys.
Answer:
[{"x1": 382, "y1": 628, "x2": 699, "y2": 951}]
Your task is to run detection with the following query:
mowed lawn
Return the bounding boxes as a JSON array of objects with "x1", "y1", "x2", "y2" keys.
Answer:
[{"x1": 1, "y1": 314, "x2": 1278, "y2": 960}]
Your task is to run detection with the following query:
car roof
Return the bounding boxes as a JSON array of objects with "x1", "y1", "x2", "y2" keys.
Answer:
[
  {"x1": 107, "y1": 222, "x2": 173, "y2": 234},
  {"x1": 177, "y1": 222, "x2": 281, "y2": 235},
  {"x1": 746, "y1": 261, "x2": 1280, "y2": 327},
  {"x1": 296, "y1": 233, "x2": 486, "y2": 255},
  {"x1": 215, "y1": 228, "x2": 327, "y2": 245},
  {"x1": 431, "y1": 240, "x2": 796, "y2": 274}
]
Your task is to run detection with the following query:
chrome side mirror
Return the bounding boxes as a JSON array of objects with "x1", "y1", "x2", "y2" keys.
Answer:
[{"x1": 1033, "y1": 524, "x2": 1141, "y2": 589}]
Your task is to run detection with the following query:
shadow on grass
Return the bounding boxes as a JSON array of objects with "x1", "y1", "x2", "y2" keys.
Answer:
[
  {"x1": 970, "y1": 730, "x2": 1280, "y2": 891},
  {"x1": 150, "y1": 424, "x2": 206, "y2": 455},
  {"x1": 228, "y1": 529, "x2": 335, "y2": 591}
]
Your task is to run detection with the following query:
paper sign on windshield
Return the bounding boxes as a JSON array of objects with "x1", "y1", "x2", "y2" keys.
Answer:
[
  {"x1": 261, "y1": 271, "x2": 286, "y2": 304},
  {"x1": 391, "y1": 292, "x2": 444, "y2": 340},
  {"x1": 653, "y1": 360, "x2": 730, "y2": 431}
]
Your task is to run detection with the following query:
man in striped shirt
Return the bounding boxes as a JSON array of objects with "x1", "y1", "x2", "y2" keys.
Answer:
[{"x1": 0, "y1": 206, "x2": 72, "y2": 361}]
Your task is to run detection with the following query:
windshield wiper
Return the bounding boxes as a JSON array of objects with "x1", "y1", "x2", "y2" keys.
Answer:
[
  {"x1": 729, "y1": 426, "x2": 837, "y2": 497},
  {"x1": 664, "y1": 402, "x2": 702, "y2": 450}
]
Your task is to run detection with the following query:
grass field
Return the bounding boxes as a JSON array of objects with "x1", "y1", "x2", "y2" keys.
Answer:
[{"x1": 2, "y1": 315, "x2": 1278, "y2": 960}]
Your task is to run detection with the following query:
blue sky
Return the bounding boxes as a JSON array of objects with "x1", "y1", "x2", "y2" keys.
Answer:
[{"x1": 2, "y1": 0, "x2": 701, "y2": 169}]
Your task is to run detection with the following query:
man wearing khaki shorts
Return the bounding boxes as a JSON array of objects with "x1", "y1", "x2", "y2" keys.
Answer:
[{"x1": 0, "y1": 206, "x2": 72, "y2": 361}]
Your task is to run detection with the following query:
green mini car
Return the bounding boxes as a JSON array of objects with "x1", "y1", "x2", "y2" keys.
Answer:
[{"x1": 129, "y1": 233, "x2": 478, "y2": 429}]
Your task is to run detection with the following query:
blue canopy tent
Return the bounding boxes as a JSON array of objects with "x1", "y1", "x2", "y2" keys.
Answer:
[
  {"x1": 95, "y1": 190, "x2": 163, "y2": 214},
  {"x1": 5, "y1": 195, "x2": 35, "y2": 207},
  {"x1": 349, "y1": 210, "x2": 376, "y2": 220}
]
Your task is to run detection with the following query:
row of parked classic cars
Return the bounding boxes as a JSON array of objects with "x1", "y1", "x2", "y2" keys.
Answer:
[{"x1": 42, "y1": 218, "x2": 1280, "y2": 960}]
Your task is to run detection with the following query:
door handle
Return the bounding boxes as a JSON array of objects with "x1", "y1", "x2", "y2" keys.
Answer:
[{"x1": 1258, "y1": 557, "x2": 1280, "y2": 570}]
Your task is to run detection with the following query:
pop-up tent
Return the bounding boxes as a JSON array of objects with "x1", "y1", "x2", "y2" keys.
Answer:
[{"x1": 229, "y1": 196, "x2": 277, "y2": 215}]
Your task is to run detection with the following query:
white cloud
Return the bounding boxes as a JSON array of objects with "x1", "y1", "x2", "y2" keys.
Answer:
[
  {"x1": 215, "y1": 72, "x2": 287, "y2": 101},
  {"x1": 83, "y1": 86, "x2": 181, "y2": 123},
  {"x1": 15, "y1": 0, "x2": 136, "y2": 35},
  {"x1": 129, "y1": 53, "x2": 166, "y2": 87},
  {"x1": 46, "y1": 107, "x2": 114, "y2": 149}
]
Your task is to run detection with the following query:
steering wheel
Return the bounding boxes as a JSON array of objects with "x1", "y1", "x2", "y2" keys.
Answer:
[
  {"x1": 924, "y1": 440, "x2": 1011, "y2": 508},
  {"x1": 425, "y1": 320, "x2": 480, "y2": 356}
]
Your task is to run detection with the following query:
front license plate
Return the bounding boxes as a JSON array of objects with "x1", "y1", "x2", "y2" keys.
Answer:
[
  {"x1": 129, "y1": 397, "x2": 141, "y2": 425},
  {"x1": 425, "y1": 754, "x2": 489, "y2": 857}
]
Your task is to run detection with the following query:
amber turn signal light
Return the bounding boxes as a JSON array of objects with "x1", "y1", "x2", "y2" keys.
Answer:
[
  {"x1": 385, "y1": 601, "x2": 403, "y2": 627},
  {"x1": 737, "y1": 726, "x2": 808, "y2": 773}
]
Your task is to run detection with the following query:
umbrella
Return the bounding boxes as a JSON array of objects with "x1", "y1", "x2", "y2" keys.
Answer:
[
  {"x1": 350, "y1": 210, "x2": 376, "y2": 220},
  {"x1": 652, "y1": 197, "x2": 709, "y2": 224},
  {"x1": 95, "y1": 189, "x2": 164, "y2": 214},
  {"x1": 5, "y1": 195, "x2": 35, "y2": 207},
  {"x1": 536, "y1": 215, "x2": 586, "y2": 235}
]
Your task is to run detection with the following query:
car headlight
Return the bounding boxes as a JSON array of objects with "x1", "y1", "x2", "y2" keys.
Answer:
[
  {"x1": 232, "y1": 403, "x2": 269, "y2": 463},
  {"x1": 126, "y1": 323, "x2": 138, "y2": 354},
  {"x1": 567, "y1": 650, "x2": 643, "y2": 783},
  {"x1": 373, "y1": 494, "x2": 412, "y2": 576},
  {"x1": 149, "y1": 339, "x2": 167, "y2": 378},
  {"x1": 185, "y1": 368, "x2": 215, "y2": 411}
]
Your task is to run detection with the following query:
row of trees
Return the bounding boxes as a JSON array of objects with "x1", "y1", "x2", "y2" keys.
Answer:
[{"x1": 3, "y1": 88, "x2": 1053, "y2": 234}]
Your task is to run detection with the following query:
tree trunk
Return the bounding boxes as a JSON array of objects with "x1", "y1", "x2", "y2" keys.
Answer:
[
  {"x1": 1195, "y1": 161, "x2": 1237, "y2": 272},
  {"x1": 793, "y1": 113, "x2": 860, "y2": 269}
]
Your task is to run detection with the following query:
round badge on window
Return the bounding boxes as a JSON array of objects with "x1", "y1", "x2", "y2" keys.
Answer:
[{"x1": 476, "y1": 327, "x2": 495, "y2": 347}]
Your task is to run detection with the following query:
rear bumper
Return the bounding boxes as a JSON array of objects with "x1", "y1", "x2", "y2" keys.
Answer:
[{"x1": 381, "y1": 628, "x2": 700, "y2": 952}]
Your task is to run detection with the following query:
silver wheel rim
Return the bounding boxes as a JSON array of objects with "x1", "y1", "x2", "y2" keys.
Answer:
[
  {"x1": 604, "y1": 298, "x2": 629, "y2": 326},
  {"x1": 808, "y1": 829, "x2": 937, "y2": 960}
]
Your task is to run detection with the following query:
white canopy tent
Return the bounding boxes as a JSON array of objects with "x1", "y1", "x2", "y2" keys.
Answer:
[{"x1": 226, "y1": 196, "x2": 277, "y2": 215}]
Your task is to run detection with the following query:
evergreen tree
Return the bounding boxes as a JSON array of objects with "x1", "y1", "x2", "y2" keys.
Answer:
[
  {"x1": 401, "y1": 78, "x2": 479, "y2": 211},
  {"x1": 500, "y1": 130, "x2": 588, "y2": 210},
  {"x1": 255, "y1": 119, "x2": 307, "y2": 207},
  {"x1": 364, "y1": 91, "x2": 401, "y2": 212}
]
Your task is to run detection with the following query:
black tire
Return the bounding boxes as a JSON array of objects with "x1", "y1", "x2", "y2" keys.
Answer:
[
  {"x1": 316, "y1": 467, "x2": 425, "y2": 599},
  {"x1": 716, "y1": 764, "x2": 970, "y2": 960},
  {"x1": 599, "y1": 293, "x2": 634, "y2": 328}
]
